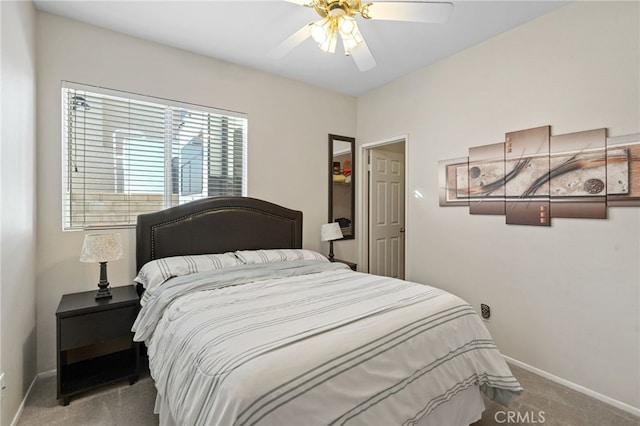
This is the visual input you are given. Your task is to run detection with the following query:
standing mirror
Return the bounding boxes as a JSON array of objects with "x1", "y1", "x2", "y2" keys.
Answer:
[{"x1": 328, "y1": 134, "x2": 355, "y2": 239}]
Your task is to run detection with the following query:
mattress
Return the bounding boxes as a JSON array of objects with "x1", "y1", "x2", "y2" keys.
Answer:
[{"x1": 133, "y1": 259, "x2": 522, "y2": 425}]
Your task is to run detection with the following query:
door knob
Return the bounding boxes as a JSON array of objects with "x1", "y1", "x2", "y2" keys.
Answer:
[{"x1": 400, "y1": 227, "x2": 405, "y2": 233}]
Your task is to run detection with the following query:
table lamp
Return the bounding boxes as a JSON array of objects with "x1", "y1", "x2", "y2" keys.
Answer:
[
  {"x1": 80, "y1": 233, "x2": 123, "y2": 299},
  {"x1": 321, "y1": 223, "x2": 343, "y2": 262}
]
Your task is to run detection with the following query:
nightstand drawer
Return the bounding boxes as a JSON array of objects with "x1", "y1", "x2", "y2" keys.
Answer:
[{"x1": 60, "y1": 305, "x2": 137, "y2": 350}]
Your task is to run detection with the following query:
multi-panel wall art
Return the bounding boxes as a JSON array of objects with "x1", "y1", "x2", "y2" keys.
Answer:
[{"x1": 438, "y1": 126, "x2": 640, "y2": 226}]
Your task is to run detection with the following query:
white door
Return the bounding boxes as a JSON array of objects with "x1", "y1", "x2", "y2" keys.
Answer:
[{"x1": 369, "y1": 148, "x2": 405, "y2": 279}]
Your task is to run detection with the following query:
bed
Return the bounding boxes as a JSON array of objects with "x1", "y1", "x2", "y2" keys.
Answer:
[{"x1": 132, "y1": 196, "x2": 522, "y2": 426}]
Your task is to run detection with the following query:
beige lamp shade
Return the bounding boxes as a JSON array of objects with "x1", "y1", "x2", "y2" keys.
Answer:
[
  {"x1": 79, "y1": 233, "x2": 123, "y2": 263},
  {"x1": 321, "y1": 223, "x2": 343, "y2": 241}
]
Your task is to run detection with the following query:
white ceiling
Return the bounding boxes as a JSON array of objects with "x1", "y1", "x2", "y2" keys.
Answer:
[{"x1": 33, "y1": 0, "x2": 569, "y2": 97}]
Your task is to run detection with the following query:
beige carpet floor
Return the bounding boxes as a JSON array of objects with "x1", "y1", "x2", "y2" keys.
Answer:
[{"x1": 15, "y1": 363, "x2": 639, "y2": 426}]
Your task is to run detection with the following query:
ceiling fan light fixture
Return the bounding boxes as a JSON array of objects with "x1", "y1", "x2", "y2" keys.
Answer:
[
  {"x1": 319, "y1": 33, "x2": 338, "y2": 53},
  {"x1": 312, "y1": 16, "x2": 339, "y2": 53},
  {"x1": 279, "y1": 0, "x2": 453, "y2": 71},
  {"x1": 341, "y1": 37, "x2": 358, "y2": 56},
  {"x1": 339, "y1": 17, "x2": 364, "y2": 55},
  {"x1": 338, "y1": 15, "x2": 356, "y2": 34},
  {"x1": 310, "y1": 17, "x2": 330, "y2": 42}
]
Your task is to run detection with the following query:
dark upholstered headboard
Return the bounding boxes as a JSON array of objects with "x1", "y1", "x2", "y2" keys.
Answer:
[{"x1": 136, "y1": 197, "x2": 303, "y2": 272}]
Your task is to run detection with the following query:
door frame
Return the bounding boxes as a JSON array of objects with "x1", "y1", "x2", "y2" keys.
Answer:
[{"x1": 356, "y1": 135, "x2": 408, "y2": 274}]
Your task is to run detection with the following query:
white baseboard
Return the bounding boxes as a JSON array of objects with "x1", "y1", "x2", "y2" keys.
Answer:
[
  {"x1": 36, "y1": 369, "x2": 56, "y2": 379},
  {"x1": 504, "y1": 355, "x2": 640, "y2": 418},
  {"x1": 10, "y1": 369, "x2": 56, "y2": 426},
  {"x1": 9, "y1": 375, "x2": 36, "y2": 426}
]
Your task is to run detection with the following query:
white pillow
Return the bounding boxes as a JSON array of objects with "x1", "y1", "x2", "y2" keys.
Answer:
[
  {"x1": 234, "y1": 249, "x2": 328, "y2": 265},
  {"x1": 134, "y1": 253, "x2": 242, "y2": 291}
]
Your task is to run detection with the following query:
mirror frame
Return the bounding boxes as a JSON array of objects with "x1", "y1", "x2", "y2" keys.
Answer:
[{"x1": 328, "y1": 134, "x2": 356, "y2": 240}]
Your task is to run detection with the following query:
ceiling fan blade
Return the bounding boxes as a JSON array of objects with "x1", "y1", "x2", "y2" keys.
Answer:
[
  {"x1": 350, "y1": 41, "x2": 376, "y2": 72},
  {"x1": 365, "y1": 1, "x2": 453, "y2": 23},
  {"x1": 268, "y1": 23, "x2": 313, "y2": 58}
]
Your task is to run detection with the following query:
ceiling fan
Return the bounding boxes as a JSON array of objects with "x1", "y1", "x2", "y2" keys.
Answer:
[{"x1": 271, "y1": 0, "x2": 454, "y2": 71}]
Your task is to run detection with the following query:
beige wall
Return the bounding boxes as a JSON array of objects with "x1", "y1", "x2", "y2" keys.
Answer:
[
  {"x1": 1, "y1": 1, "x2": 38, "y2": 424},
  {"x1": 357, "y1": 2, "x2": 639, "y2": 410},
  {"x1": 36, "y1": 12, "x2": 356, "y2": 374}
]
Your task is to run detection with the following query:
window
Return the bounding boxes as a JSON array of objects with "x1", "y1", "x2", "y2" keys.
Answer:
[{"x1": 62, "y1": 82, "x2": 247, "y2": 230}]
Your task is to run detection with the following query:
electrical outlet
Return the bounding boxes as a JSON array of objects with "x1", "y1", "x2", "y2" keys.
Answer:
[{"x1": 480, "y1": 304, "x2": 491, "y2": 321}]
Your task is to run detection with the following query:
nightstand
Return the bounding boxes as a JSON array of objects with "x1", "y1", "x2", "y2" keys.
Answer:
[
  {"x1": 56, "y1": 285, "x2": 140, "y2": 405},
  {"x1": 332, "y1": 258, "x2": 357, "y2": 271}
]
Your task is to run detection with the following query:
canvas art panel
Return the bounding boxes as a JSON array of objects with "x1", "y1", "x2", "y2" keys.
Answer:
[{"x1": 439, "y1": 126, "x2": 640, "y2": 226}]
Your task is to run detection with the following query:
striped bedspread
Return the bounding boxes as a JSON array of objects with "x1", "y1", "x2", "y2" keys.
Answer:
[{"x1": 133, "y1": 260, "x2": 522, "y2": 425}]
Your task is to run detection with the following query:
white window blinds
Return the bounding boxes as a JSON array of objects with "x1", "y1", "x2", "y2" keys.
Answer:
[{"x1": 62, "y1": 82, "x2": 247, "y2": 230}]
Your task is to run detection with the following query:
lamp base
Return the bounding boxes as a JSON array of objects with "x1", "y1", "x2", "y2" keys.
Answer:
[
  {"x1": 95, "y1": 287, "x2": 112, "y2": 300},
  {"x1": 95, "y1": 262, "x2": 113, "y2": 300},
  {"x1": 328, "y1": 241, "x2": 335, "y2": 262}
]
